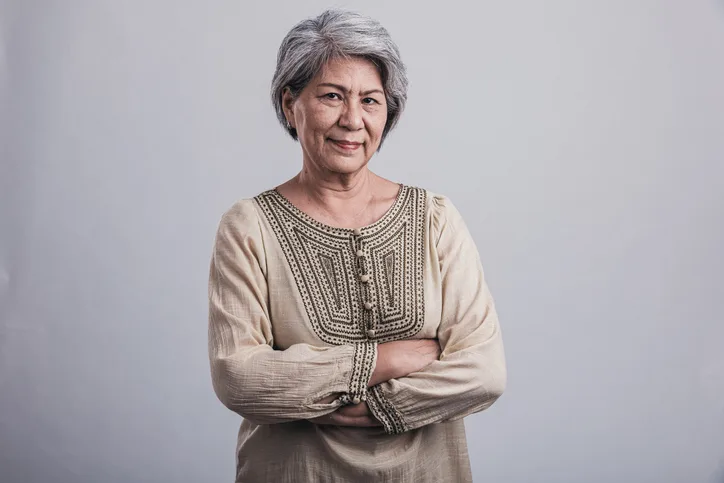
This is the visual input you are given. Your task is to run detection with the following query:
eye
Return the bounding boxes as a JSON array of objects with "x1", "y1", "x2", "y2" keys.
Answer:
[
  {"x1": 362, "y1": 97, "x2": 380, "y2": 105},
  {"x1": 324, "y1": 93, "x2": 341, "y2": 100}
]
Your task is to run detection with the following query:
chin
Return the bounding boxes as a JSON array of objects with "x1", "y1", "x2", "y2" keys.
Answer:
[
  {"x1": 319, "y1": 153, "x2": 369, "y2": 173},
  {"x1": 325, "y1": 160, "x2": 367, "y2": 174}
]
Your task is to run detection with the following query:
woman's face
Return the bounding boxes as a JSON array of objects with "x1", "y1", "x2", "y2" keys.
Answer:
[{"x1": 283, "y1": 56, "x2": 388, "y2": 176}]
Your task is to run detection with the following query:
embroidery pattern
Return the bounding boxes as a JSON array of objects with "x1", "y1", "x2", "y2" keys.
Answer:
[
  {"x1": 254, "y1": 185, "x2": 426, "y2": 345},
  {"x1": 367, "y1": 385, "x2": 409, "y2": 434}
]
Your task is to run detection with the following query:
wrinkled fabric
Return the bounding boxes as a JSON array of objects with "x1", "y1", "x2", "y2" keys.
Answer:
[{"x1": 208, "y1": 186, "x2": 506, "y2": 482}]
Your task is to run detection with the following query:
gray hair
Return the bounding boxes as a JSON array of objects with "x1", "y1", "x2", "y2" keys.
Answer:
[{"x1": 270, "y1": 9, "x2": 408, "y2": 148}]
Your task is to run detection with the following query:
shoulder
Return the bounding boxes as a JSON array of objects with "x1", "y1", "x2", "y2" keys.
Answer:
[
  {"x1": 401, "y1": 185, "x2": 453, "y2": 210},
  {"x1": 217, "y1": 198, "x2": 260, "y2": 232},
  {"x1": 213, "y1": 194, "x2": 270, "y2": 250},
  {"x1": 404, "y1": 185, "x2": 459, "y2": 222},
  {"x1": 403, "y1": 186, "x2": 467, "y2": 243}
]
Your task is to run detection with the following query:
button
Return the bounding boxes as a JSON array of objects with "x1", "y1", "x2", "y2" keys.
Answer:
[
  {"x1": 356, "y1": 249, "x2": 365, "y2": 257},
  {"x1": 352, "y1": 397, "x2": 361, "y2": 404},
  {"x1": 360, "y1": 274, "x2": 371, "y2": 283},
  {"x1": 364, "y1": 302, "x2": 374, "y2": 310},
  {"x1": 353, "y1": 228, "x2": 362, "y2": 236},
  {"x1": 366, "y1": 329, "x2": 376, "y2": 338}
]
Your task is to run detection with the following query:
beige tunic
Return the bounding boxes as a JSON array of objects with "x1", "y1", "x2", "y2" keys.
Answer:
[{"x1": 208, "y1": 185, "x2": 506, "y2": 483}]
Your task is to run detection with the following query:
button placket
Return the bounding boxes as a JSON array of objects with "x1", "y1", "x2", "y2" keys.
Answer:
[{"x1": 352, "y1": 228, "x2": 376, "y2": 340}]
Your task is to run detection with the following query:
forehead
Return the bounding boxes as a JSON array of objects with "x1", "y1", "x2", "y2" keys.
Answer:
[{"x1": 313, "y1": 56, "x2": 383, "y2": 89}]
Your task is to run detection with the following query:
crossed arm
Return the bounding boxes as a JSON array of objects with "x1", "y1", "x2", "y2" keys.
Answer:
[
  {"x1": 307, "y1": 339, "x2": 441, "y2": 427},
  {"x1": 209, "y1": 197, "x2": 506, "y2": 434}
]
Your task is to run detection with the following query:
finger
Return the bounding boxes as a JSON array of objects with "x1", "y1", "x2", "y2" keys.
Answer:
[
  {"x1": 337, "y1": 404, "x2": 371, "y2": 418},
  {"x1": 331, "y1": 414, "x2": 379, "y2": 427},
  {"x1": 307, "y1": 415, "x2": 336, "y2": 425},
  {"x1": 347, "y1": 416, "x2": 382, "y2": 427}
]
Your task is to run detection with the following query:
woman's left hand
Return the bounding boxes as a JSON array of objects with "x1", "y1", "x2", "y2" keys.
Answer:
[{"x1": 308, "y1": 402, "x2": 382, "y2": 427}]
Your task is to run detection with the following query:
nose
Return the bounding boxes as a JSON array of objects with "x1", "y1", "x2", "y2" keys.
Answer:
[{"x1": 338, "y1": 101, "x2": 363, "y2": 131}]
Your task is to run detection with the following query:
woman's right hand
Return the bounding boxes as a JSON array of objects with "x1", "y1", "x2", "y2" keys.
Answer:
[{"x1": 368, "y1": 338, "x2": 441, "y2": 387}]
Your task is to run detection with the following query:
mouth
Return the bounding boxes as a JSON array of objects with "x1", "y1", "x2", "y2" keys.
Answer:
[{"x1": 329, "y1": 139, "x2": 363, "y2": 151}]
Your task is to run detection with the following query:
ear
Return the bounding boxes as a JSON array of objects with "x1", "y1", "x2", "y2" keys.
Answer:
[{"x1": 281, "y1": 87, "x2": 296, "y2": 128}]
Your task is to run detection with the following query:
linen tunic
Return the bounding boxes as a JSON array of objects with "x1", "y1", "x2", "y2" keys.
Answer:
[{"x1": 208, "y1": 185, "x2": 506, "y2": 483}]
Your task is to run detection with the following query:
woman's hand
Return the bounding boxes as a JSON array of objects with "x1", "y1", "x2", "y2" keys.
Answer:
[
  {"x1": 307, "y1": 401, "x2": 381, "y2": 427},
  {"x1": 369, "y1": 338, "x2": 441, "y2": 386}
]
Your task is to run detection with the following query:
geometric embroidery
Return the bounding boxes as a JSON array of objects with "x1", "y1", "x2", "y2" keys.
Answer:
[
  {"x1": 383, "y1": 250, "x2": 396, "y2": 308},
  {"x1": 254, "y1": 185, "x2": 427, "y2": 346},
  {"x1": 318, "y1": 254, "x2": 342, "y2": 310},
  {"x1": 367, "y1": 385, "x2": 409, "y2": 434}
]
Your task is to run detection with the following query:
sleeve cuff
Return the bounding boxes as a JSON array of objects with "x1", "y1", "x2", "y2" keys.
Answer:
[
  {"x1": 344, "y1": 341, "x2": 377, "y2": 404},
  {"x1": 366, "y1": 384, "x2": 409, "y2": 434}
]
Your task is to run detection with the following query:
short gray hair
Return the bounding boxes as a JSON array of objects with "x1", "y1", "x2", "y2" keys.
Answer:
[{"x1": 270, "y1": 9, "x2": 408, "y2": 148}]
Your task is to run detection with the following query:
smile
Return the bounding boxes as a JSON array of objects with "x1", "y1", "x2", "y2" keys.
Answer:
[{"x1": 329, "y1": 139, "x2": 362, "y2": 151}]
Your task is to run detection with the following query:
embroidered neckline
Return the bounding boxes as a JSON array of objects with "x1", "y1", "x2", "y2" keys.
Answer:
[
  {"x1": 268, "y1": 184, "x2": 406, "y2": 235},
  {"x1": 254, "y1": 185, "x2": 426, "y2": 346}
]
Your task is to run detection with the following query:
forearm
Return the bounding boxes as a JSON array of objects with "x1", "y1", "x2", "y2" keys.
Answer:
[
  {"x1": 307, "y1": 339, "x2": 440, "y2": 428},
  {"x1": 366, "y1": 321, "x2": 506, "y2": 434},
  {"x1": 211, "y1": 341, "x2": 378, "y2": 424},
  {"x1": 368, "y1": 338, "x2": 440, "y2": 387},
  {"x1": 367, "y1": 348, "x2": 396, "y2": 387}
]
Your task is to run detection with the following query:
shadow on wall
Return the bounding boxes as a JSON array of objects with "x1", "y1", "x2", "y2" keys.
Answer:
[{"x1": 713, "y1": 461, "x2": 724, "y2": 483}]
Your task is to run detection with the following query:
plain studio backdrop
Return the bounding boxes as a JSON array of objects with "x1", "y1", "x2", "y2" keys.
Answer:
[{"x1": 1, "y1": 1, "x2": 723, "y2": 482}]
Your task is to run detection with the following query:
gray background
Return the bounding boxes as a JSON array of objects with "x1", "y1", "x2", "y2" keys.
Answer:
[{"x1": 1, "y1": 1, "x2": 723, "y2": 482}]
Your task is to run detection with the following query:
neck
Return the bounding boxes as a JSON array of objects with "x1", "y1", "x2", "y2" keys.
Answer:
[
  {"x1": 284, "y1": 163, "x2": 380, "y2": 228},
  {"x1": 295, "y1": 164, "x2": 375, "y2": 206}
]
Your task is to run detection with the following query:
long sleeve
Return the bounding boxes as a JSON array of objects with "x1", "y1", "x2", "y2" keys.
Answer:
[
  {"x1": 366, "y1": 195, "x2": 506, "y2": 434},
  {"x1": 208, "y1": 200, "x2": 377, "y2": 425}
]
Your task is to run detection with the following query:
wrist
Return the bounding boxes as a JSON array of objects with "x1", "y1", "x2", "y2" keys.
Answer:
[{"x1": 368, "y1": 345, "x2": 398, "y2": 387}]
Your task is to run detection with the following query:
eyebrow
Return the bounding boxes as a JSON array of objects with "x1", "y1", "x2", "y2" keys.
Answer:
[{"x1": 317, "y1": 83, "x2": 384, "y2": 96}]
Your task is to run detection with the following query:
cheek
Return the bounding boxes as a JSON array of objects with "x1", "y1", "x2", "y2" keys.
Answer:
[
  {"x1": 373, "y1": 107, "x2": 387, "y2": 128},
  {"x1": 369, "y1": 115, "x2": 387, "y2": 141},
  {"x1": 307, "y1": 106, "x2": 337, "y2": 133}
]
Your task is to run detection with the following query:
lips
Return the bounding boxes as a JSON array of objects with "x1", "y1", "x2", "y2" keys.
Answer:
[
  {"x1": 330, "y1": 139, "x2": 362, "y2": 147},
  {"x1": 329, "y1": 139, "x2": 363, "y2": 151}
]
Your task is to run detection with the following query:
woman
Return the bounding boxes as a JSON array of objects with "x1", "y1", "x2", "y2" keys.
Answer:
[{"x1": 208, "y1": 9, "x2": 506, "y2": 482}]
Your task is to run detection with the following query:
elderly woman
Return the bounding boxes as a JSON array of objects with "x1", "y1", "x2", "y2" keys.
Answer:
[{"x1": 208, "y1": 9, "x2": 506, "y2": 483}]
